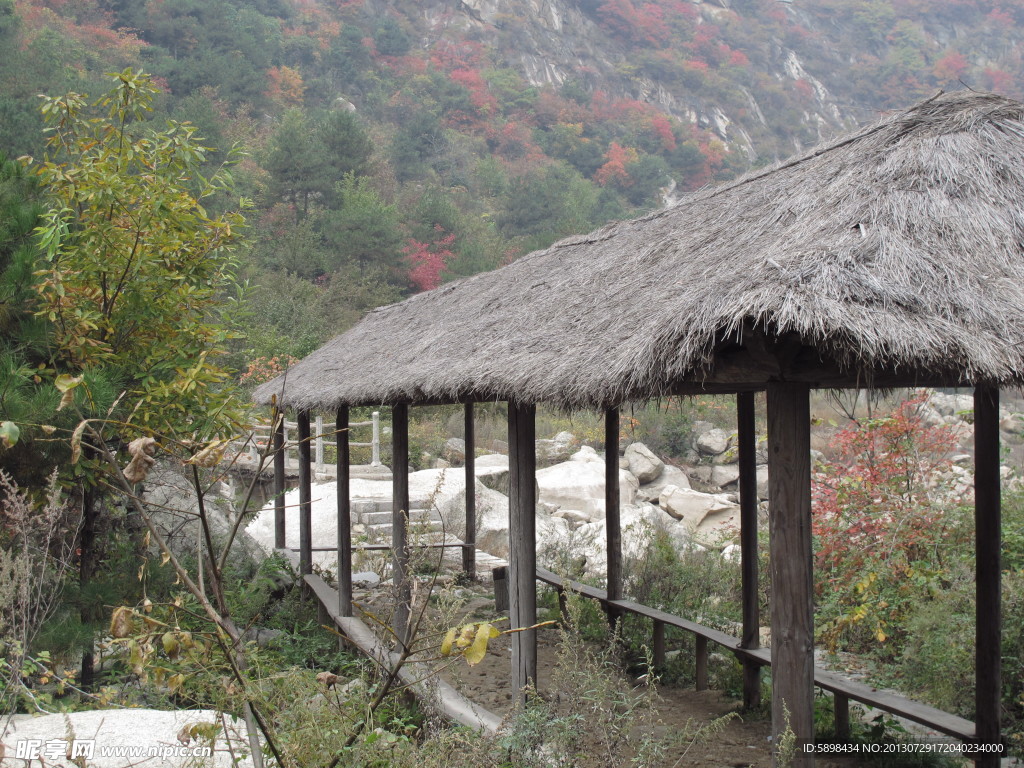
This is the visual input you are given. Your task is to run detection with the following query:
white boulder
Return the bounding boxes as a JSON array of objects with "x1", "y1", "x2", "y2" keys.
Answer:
[
  {"x1": 624, "y1": 442, "x2": 664, "y2": 483},
  {"x1": 535, "y1": 449, "x2": 638, "y2": 520},
  {"x1": 658, "y1": 485, "x2": 739, "y2": 531},
  {"x1": 695, "y1": 427, "x2": 731, "y2": 456},
  {"x1": 536, "y1": 431, "x2": 577, "y2": 463},
  {"x1": 636, "y1": 464, "x2": 691, "y2": 503},
  {"x1": 710, "y1": 464, "x2": 740, "y2": 488}
]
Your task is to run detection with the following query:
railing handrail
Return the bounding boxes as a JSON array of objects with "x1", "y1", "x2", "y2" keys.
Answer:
[{"x1": 231, "y1": 411, "x2": 382, "y2": 471}]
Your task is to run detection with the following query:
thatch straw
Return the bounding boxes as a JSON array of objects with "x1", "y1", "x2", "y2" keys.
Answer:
[{"x1": 255, "y1": 91, "x2": 1024, "y2": 410}]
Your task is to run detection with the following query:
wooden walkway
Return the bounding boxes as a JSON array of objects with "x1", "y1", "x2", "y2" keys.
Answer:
[{"x1": 304, "y1": 573, "x2": 503, "y2": 734}]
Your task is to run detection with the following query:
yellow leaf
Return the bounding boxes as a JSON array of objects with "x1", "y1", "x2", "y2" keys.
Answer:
[
  {"x1": 456, "y1": 624, "x2": 475, "y2": 649},
  {"x1": 110, "y1": 606, "x2": 134, "y2": 638},
  {"x1": 464, "y1": 623, "x2": 500, "y2": 666},
  {"x1": 55, "y1": 374, "x2": 83, "y2": 412},
  {"x1": 162, "y1": 632, "x2": 180, "y2": 660},
  {"x1": 185, "y1": 439, "x2": 228, "y2": 467},
  {"x1": 70, "y1": 420, "x2": 88, "y2": 464},
  {"x1": 441, "y1": 628, "x2": 456, "y2": 657}
]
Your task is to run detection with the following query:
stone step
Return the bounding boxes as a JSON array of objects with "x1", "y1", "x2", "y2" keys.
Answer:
[
  {"x1": 352, "y1": 498, "x2": 393, "y2": 515},
  {"x1": 359, "y1": 508, "x2": 439, "y2": 526},
  {"x1": 365, "y1": 520, "x2": 445, "y2": 537}
]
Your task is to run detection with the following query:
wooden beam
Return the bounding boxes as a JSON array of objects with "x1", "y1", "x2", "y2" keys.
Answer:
[
  {"x1": 272, "y1": 405, "x2": 286, "y2": 550},
  {"x1": 297, "y1": 410, "x2": 312, "y2": 577},
  {"x1": 605, "y1": 407, "x2": 622, "y2": 610},
  {"x1": 974, "y1": 384, "x2": 1002, "y2": 766},
  {"x1": 737, "y1": 391, "x2": 762, "y2": 710},
  {"x1": 392, "y1": 404, "x2": 411, "y2": 649},
  {"x1": 766, "y1": 382, "x2": 814, "y2": 767},
  {"x1": 463, "y1": 402, "x2": 476, "y2": 580},
  {"x1": 337, "y1": 406, "x2": 352, "y2": 617},
  {"x1": 508, "y1": 401, "x2": 537, "y2": 703}
]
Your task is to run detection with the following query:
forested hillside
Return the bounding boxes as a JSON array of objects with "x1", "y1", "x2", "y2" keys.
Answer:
[{"x1": 3, "y1": 0, "x2": 1024, "y2": 375}]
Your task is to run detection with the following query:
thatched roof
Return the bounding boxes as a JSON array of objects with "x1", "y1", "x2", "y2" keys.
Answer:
[{"x1": 255, "y1": 91, "x2": 1024, "y2": 411}]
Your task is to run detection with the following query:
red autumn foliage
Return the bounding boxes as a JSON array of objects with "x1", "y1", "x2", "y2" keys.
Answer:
[
  {"x1": 984, "y1": 66, "x2": 1014, "y2": 94},
  {"x1": 933, "y1": 51, "x2": 969, "y2": 83},
  {"x1": 595, "y1": 141, "x2": 638, "y2": 187},
  {"x1": 404, "y1": 227, "x2": 456, "y2": 292},
  {"x1": 811, "y1": 397, "x2": 962, "y2": 602}
]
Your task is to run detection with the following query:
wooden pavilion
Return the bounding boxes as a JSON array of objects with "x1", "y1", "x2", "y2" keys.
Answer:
[{"x1": 254, "y1": 92, "x2": 1020, "y2": 765}]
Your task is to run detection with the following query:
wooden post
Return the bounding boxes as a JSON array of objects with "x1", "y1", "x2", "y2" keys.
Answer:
[
  {"x1": 272, "y1": 404, "x2": 286, "y2": 550},
  {"x1": 337, "y1": 406, "x2": 352, "y2": 617},
  {"x1": 463, "y1": 402, "x2": 477, "y2": 580},
  {"x1": 297, "y1": 410, "x2": 313, "y2": 577},
  {"x1": 392, "y1": 404, "x2": 411, "y2": 649},
  {"x1": 975, "y1": 384, "x2": 1002, "y2": 767},
  {"x1": 605, "y1": 407, "x2": 622, "y2": 624},
  {"x1": 508, "y1": 401, "x2": 537, "y2": 702},
  {"x1": 834, "y1": 694, "x2": 850, "y2": 741},
  {"x1": 766, "y1": 382, "x2": 814, "y2": 767},
  {"x1": 737, "y1": 391, "x2": 762, "y2": 710},
  {"x1": 492, "y1": 566, "x2": 509, "y2": 613},
  {"x1": 695, "y1": 635, "x2": 709, "y2": 691},
  {"x1": 652, "y1": 621, "x2": 666, "y2": 667}
]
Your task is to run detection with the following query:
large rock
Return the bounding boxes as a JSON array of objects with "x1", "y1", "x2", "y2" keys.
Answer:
[
  {"x1": 636, "y1": 463, "x2": 691, "y2": 503},
  {"x1": 927, "y1": 391, "x2": 975, "y2": 419},
  {"x1": 442, "y1": 437, "x2": 466, "y2": 465},
  {"x1": 695, "y1": 427, "x2": 731, "y2": 456},
  {"x1": 756, "y1": 465, "x2": 770, "y2": 500},
  {"x1": 658, "y1": 484, "x2": 738, "y2": 530},
  {"x1": 535, "y1": 431, "x2": 577, "y2": 464},
  {"x1": 535, "y1": 447, "x2": 638, "y2": 520},
  {"x1": 5, "y1": 708, "x2": 253, "y2": 767},
  {"x1": 710, "y1": 464, "x2": 740, "y2": 489},
  {"x1": 624, "y1": 442, "x2": 664, "y2": 483},
  {"x1": 474, "y1": 453, "x2": 509, "y2": 494},
  {"x1": 145, "y1": 465, "x2": 267, "y2": 567}
]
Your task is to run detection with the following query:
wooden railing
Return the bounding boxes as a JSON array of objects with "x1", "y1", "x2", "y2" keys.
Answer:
[
  {"x1": 533, "y1": 567, "x2": 979, "y2": 746},
  {"x1": 237, "y1": 411, "x2": 382, "y2": 473}
]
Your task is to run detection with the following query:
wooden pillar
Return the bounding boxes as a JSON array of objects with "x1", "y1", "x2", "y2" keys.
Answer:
[
  {"x1": 695, "y1": 635, "x2": 709, "y2": 691},
  {"x1": 272, "y1": 404, "x2": 286, "y2": 550},
  {"x1": 605, "y1": 407, "x2": 622, "y2": 618},
  {"x1": 834, "y1": 694, "x2": 850, "y2": 741},
  {"x1": 974, "y1": 384, "x2": 1002, "y2": 767},
  {"x1": 508, "y1": 401, "x2": 537, "y2": 702},
  {"x1": 463, "y1": 402, "x2": 477, "y2": 580},
  {"x1": 766, "y1": 382, "x2": 814, "y2": 767},
  {"x1": 392, "y1": 404, "x2": 411, "y2": 649},
  {"x1": 297, "y1": 410, "x2": 313, "y2": 577},
  {"x1": 737, "y1": 391, "x2": 762, "y2": 710},
  {"x1": 337, "y1": 405, "x2": 352, "y2": 617},
  {"x1": 652, "y1": 621, "x2": 666, "y2": 667}
]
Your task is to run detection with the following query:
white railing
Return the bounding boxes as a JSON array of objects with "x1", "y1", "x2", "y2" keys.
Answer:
[{"x1": 237, "y1": 411, "x2": 381, "y2": 473}]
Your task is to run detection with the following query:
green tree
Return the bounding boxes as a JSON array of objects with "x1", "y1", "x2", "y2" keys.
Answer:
[
  {"x1": 264, "y1": 108, "x2": 374, "y2": 220},
  {"x1": 321, "y1": 173, "x2": 403, "y2": 280},
  {"x1": 0, "y1": 152, "x2": 64, "y2": 486},
  {"x1": 33, "y1": 70, "x2": 248, "y2": 439},
  {"x1": 264, "y1": 109, "x2": 324, "y2": 222},
  {"x1": 27, "y1": 70, "x2": 249, "y2": 684}
]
